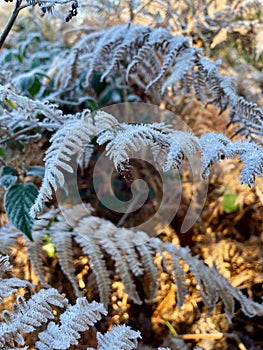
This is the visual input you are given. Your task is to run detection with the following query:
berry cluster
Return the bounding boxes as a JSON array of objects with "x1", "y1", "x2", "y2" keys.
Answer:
[
  {"x1": 66, "y1": 0, "x2": 78, "y2": 22},
  {"x1": 40, "y1": 5, "x2": 54, "y2": 17}
]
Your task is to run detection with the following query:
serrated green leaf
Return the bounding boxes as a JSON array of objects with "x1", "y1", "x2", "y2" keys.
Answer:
[
  {"x1": 222, "y1": 193, "x2": 239, "y2": 213},
  {"x1": 4, "y1": 183, "x2": 38, "y2": 240},
  {"x1": 0, "y1": 175, "x2": 18, "y2": 189}
]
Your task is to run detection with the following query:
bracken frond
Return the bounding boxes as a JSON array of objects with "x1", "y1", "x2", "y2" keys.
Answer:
[
  {"x1": 25, "y1": 206, "x2": 263, "y2": 322},
  {"x1": 29, "y1": 110, "x2": 97, "y2": 218},
  {"x1": 35, "y1": 299, "x2": 107, "y2": 350},
  {"x1": 0, "y1": 288, "x2": 67, "y2": 347},
  {"x1": 94, "y1": 324, "x2": 141, "y2": 350},
  {"x1": 49, "y1": 24, "x2": 263, "y2": 142}
]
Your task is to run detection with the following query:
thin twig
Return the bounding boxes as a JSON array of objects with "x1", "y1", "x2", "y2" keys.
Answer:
[
  {"x1": 0, "y1": 125, "x2": 37, "y2": 145},
  {"x1": 0, "y1": 0, "x2": 24, "y2": 50}
]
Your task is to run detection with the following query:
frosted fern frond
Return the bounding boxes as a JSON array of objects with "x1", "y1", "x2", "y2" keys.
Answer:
[
  {"x1": 0, "y1": 85, "x2": 63, "y2": 126},
  {"x1": 0, "y1": 288, "x2": 67, "y2": 347},
  {"x1": 74, "y1": 212, "x2": 158, "y2": 305},
  {"x1": 30, "y1": 110, "x2": 263, "y2": 222},
  {"x1": 0, "y1": 225, "x2": 19, "y2": 253},
  {"x1": 36, "y1": 299, "x2": 107, "y2": 350},
  {"x1": 200, "y1": 132, "x2": 263, "y2": 185},
  {"x1": 197, "y1": 58, "x2": 263, "y2": 142},
  {"x1": 73, "y1": 217, "x2": 112, "y2": 306},
  {"x1": 96, "y1": 113, "x2": 200, "y2": 171},
  {"x1": 30, "y1": 110, "x2": 97, "y2": 217},
  {"x1": 26, "y1": 205, "x2": 263, "y2": 321},
  {"x1": 54, "y1": 23, "x2": 262, "y2": 142},
  {"x1": 0, "y1": 255, "x2": 12, "y2": 276},
  {"x1": 96, "y1": 113, "x2": 262, "y2": 185},
  {"x1": 90, "y1": 224, "x2": 142, "y2": 305},
  {"x1": 29, "y1": 205, "x2": 157, "y2": 306},
  {"x1": 85, "y1": 24, "x2": 133, "y2": 83},
  {"x1": 0, "y1": 255, "x2": 32, "y2": 302},
  {"x1": 161, "y1": 242, "x2": 263, "y2": 321},
  {"x1": 49, "y1": 23, "x2": 263, "y2": 142},
  {"x1": 199, "y1": 132, "x2": 234, "y2": 178},
  {"x1": 169, "y1": 255, "x2": 188, "y2": 309},
  {"x1": 0, "y1": 255, "x2": 111, "y2": 349},
  {"x1": 75, "y1": 216, "x2": 143, "y2": 305},
  {"x1": 100, "y1": 25, "x2": 151, "y2": 83},
  {"x1": 0, "y1": 277, "x2": 32, "y2": 303},
  {"x1": 28, "y1": 210, "x2": 82, "y2": 293},
  {"x1": 231, "y1": 140, "x2": 263, "y2": 185},
  {"x1": 95, "y1": 325, "x2": 141, "y2": 350},
  {"x1": 49, "y1": 226, "x2": 81, "y2": 296},
  {"x1": 27, "y1": 219, "x2": 51, "y2": 288}
]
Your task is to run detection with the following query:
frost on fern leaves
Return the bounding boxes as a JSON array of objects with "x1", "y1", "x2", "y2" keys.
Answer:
[
  {"x1": 29, "y1": 110, "x2": 97, "y2": 217},
  {"x1": 30, "y1": 111, "x2": 263, "y2": 217},
  {"x1": 52, "y1": 23, "x2": 263, "y2": 142}
]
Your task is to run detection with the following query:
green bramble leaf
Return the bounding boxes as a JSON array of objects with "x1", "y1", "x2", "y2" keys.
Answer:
[{"x1": 4, "y1": 183, "x2": 38, "y2": 240}]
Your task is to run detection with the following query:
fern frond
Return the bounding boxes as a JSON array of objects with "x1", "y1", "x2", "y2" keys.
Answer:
[
  {"x1": 0, "y1": 225, "x2": 19, "y2": 254},
  {"x1": 133, "y1": 231, "x2": 159, "y2": 301},
  {"x1": 200, "y1": 133, "x2": 263, "y2": 185},
  {"x1": 114, "y1": 228, "x2": 144, "y2": 277},
  {"x1": 30, "y1": 109, "x2": 263, "y2": 222},
  {"x1": 74, "y1": 217, "x2": 112, "y2": 306},
  {"x1": 35, "y1": 299, "x2": 107, "y2": 350},
  {"x1": 96, "y1": 115, "x2": 200, "y2": 172},
  {"x1": 199, "y1": 132, "x2": 233, "y2": 178},
  {"x1": 0, "y1": 288, "x2": 67, "y2": 347},
  {"x1": 232, "y1": 140, "x2": 263, "y2": 185},
  {"x1": 0, "y1": 85, "x2": 63, "y2": 126},
  {"x1": 126, "y1": 27, "x2": 175, "y2": 78},
  {"x1": 163, "y1": 243, "x2": 263, "y2": 321},
  {"x1": 0, "y1": 255, "x2": 32, "y2": 302},
  {"x1": 30, "y1": 110, "x2": 97, "y2": 217},
  {"x1": 96, "y1": 226, "x2": 142, "y2": 305},
  {"x1": 0, "y1": 277, "x2": 32, "y2": 303},
  {"x1": 95, "y1": 324, "x2": 141, "y2": 350},
  {"x1": 49, "y1": 227, "x2": 81, "y2": 297},
  {"x1": 85, "y1": 24, "x2": 131, "y2": 83},
  {"x1": 27, "y1": 222, "x2": 50, "y2": 288},
  {"x1": 0, "y1": 255, "x2": 12, "y2": 276},
  {"x1": 68, "y1": 23, "x2": 263, "y2": 142},
  {"x1": 197, "y1": 58, "x2": 263, "y2": 141},
  {"x1": 26, "y1": 203, "x2": 263, "y2": 321},
  {"x1": 100, "y1": 25, "x2": 151, "y2": 82},
  {"x1": 170, "y1": 255, "x2": 188, "y2": 309}
]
